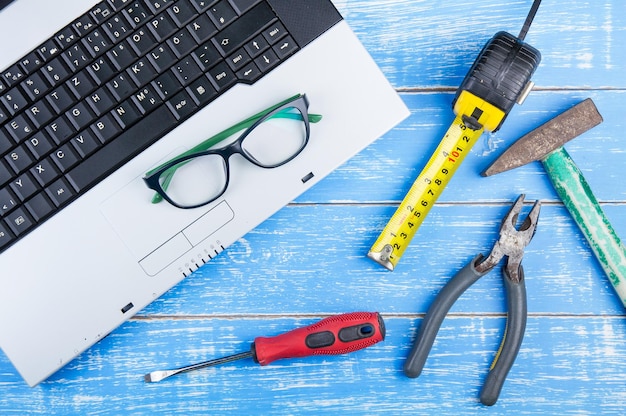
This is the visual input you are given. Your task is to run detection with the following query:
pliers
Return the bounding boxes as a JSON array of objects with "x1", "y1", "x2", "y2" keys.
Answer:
[{"x1": 403, "y1": 194, "x2": 540, "y2": 406}]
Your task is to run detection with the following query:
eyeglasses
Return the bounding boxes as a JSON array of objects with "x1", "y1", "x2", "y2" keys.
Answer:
[{"x1": 143, "y1": 94, "x2": 322, "y2": 209}]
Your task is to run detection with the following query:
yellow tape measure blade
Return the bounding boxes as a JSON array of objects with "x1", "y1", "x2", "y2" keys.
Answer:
[{"x1": 367, "y1": 115, "x2": 485, "y2": 271}]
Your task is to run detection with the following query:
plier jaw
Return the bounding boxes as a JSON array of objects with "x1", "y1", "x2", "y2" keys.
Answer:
[{"x1": 475, "y1": 194, "x2": 541, "y2": 283}]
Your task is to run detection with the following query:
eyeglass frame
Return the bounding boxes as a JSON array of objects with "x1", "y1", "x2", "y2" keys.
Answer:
[{"x1": 143, "y1": 93, "x2": 322, "y2": 209}]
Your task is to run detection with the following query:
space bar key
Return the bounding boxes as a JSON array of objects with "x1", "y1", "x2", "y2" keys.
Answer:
[{"x1": 67, "y1": 106, "x2": 177, "y2": 192}]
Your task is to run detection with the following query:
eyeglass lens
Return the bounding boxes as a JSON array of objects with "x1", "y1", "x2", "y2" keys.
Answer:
[{"x1": 158, "y1": 106, "x2": 308, "y2": 208}]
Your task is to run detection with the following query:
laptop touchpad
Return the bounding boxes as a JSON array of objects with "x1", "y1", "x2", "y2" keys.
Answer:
[{"x1": 100, "y1": 174, "x2": 234, "y2": 276}]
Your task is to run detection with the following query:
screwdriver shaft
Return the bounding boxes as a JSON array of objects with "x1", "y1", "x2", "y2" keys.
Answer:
[{"x1": 145, "y1": 351, "x2": 253, "y2": 383}]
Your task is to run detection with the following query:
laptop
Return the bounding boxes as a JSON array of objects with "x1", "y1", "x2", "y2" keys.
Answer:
[{"x1": 0, "y1": 0, "x2": 408, "y2": 386}]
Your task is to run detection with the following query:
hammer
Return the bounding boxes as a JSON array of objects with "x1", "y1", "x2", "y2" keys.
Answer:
[{"x1": 482, "y1": 99, "x2": 626, "y2": 307}]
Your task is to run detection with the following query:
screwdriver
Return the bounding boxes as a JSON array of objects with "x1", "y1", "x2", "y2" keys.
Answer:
[{"x1": 144, "y1": 312, "x2": 385, "y2": 382}]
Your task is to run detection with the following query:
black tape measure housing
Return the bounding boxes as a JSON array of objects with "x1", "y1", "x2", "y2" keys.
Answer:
[{"x1": 453, "y1": 31, "x2": 541, "y2": 131}]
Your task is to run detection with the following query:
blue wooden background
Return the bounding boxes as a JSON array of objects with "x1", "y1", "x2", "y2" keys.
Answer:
[{"x1": 2, "y1": 0, "x2": 626, "y2": 414}]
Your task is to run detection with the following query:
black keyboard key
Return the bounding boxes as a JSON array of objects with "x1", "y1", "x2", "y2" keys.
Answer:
[
  {"x1": 172, "y1": 56, "x2": 201, "y2": 85},
  {"x1": 112, "y1": 99, "x2": 142, "y2": 128},
  {"x1": 37, "y1": 39, "x2": 62, "y2": 62},
  {"x1": 71, "y1": 130, "x2": 100, "y2": 158},
  {"x1": 166, "y1": 89, "x2": 198, "y2": 119},
  {"x1": 145, "y1": 0, "x2": 175, "y2": 14},
  {"x1": 88, "y1": 56, "x2": 117, "y2": 85},
  {"x1": 273, "y1": 35, "x2": 298, "y2": 59},
  {"x1": 212, "y1": 2, "x2": 275, "y2": 56},
  {"x1": 2, "y1": 64, "x2": 25, "y2": 87},
  {"x1": 10, "y1": 173, "x2": 38, "y2": 201},
  {"x1": 25, "y1": 192, "x2": 54, "y2": 221},
  {"x1": 42, "y1": 57, "x2": 70, "y2": 86},
  {"x1": 5, "y1": 145, "x2": 33, "y2": 174},
  {"x1": 46, "y1": 84, "x2": 75, "y2": 113},
  {"x1": 107, "y1": 73, "x2": 136, "y2": 100},
  {"x1": 55, "y1": 26, "x2": 79, "y2": 48},
  {"x1": 46, "y1": 116, "x2": 75, "y2": 144},
  {"x1": 66, "y1": 102, "x2": 95, "y2": 130},
  {"x1": 192, "y1": 41, "x2": 221, "y2": 70},
  {"x1": 0, "y1": 222, "x2": 15, "y2": 249},
  {"x1": 21, "y1": 72, "x2": 49, "y2": 101},
  {"x1": 187, "y1": 14, "x2": 217, "y2": 43},
  {"x1": 132, "y1": 85, "x2": 163, "y2": 113},
  {"x1": 26, "y1": 100, "x2": 55, "y2": 128},
  {"x1": 148, "y1": 44, "x2": 178, "y2": 73},
  {"x1": 168, "y1": 0, "x2": 198, "y2": 27},
  {"x1": 207, "y1": 61, "x2": 236, "y2": 91},
  {"x1": 1, "y1": 87, "x2": 28, "y2": 115},
  {"x1": 168, "y1": 30, "x2": 197, "y2": 57},
  {"x1": 228, "y1": 0, "x2": 262, "y2": 15},
  {"x1": 63, "y1": 43, "x2": 93, "y2": 71},
  {"x1": 82, "y1": 29, "x2": 111, "y2": 57},
  {"x1": 127, "y1": 57, "x2": 158, "y2": 86},
  {"x1": 208, "y1": 1, "x2": 237, "y2": 29},
  {"x1": 188, "y1": 76, "x2": 217, "y2": 105},
  {"x1": 103, "y1": 13, "x2": 133, "y2": 42},
  {"x1": 67, "y1": 105, "x2": 176, "y2": 191},
  {"x1": 0, "y1": 187, "x2": 18, "y2": 216},
  {"x1": 190, "y1": 0, "x2": 211, "y2": 12},
  {"x1": 90, "y1": 2, "x2": 115, "y2": 24},
  {"x1": 72, "y1": 13, "x2": 97, "y2": 37},
  {"x1": 152, "y1": 71, "x2": 182, "y2": 98},
  {"x1": 128, "y1": 27, "x2": 158, "y2": 56},
  {"x1": 147, "y1": 11, "x2": 177, "y2": 41},
  {"x1": 0, "y1": 131, "x2": 12, "y2": 155},
  {"x1": 244, "y1": 33, "x2": 268, "y2": 58},
  {"x1": 107, "y1": 41, "x2": 137, "y2": 71},
  {"x1": 236, "y1": 62, "x2": 261, "y2": 84},
  {"x1": 25, "y1": 132, "x2": 55, "y2": 159},
  {"x1": 5, "y1": 114, "x2": 35, "y2": 142},
  {"x1": 19, "y1": 52, "x2": 45, "y2": 74},
  {"x1": 87, "y1": 86, "x2": 116, "y2": 115},
  {"x1": 30, "y1": 159, "x2": 60, "y2": 187},
  {"x1": 91, "y1": 113, "x2": 122, "y2": 143},
  {"x1": 123, "y1": 1, "x2": 153, "y2": 27},
  {"x1": 226, "y1": 48, "x2": 251, "y2": 71},
  {"x1": 51, "y1": 143, "x2": 80, "y2": 172},
  {"x1": 46, "y1": 177, "x2": 76, "y2": 207},
  {"x1": 67, "y1": 70, "x2": 97, "y2": 99},
  {"x1": 5, "y1": 207, "x2": 34, "y2": 236}
]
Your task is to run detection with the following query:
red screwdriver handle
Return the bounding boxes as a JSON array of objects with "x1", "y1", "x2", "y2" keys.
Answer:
[{"x1": 252, "y1": 312, "x2": 385, "y2": 366}]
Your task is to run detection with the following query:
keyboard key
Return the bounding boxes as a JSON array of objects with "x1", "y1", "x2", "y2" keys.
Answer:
[
  {"x1": 45, "y1": 177, "x2": 76, "y2": 207},
  {"x1": 91, "y1": 113, "x2": 121, "y2": 143},
  {"x1": 30, "y1": 159, "x2": 60, "y2": 187},
  {"x1": 67, "y1": 70, "x2": 97, "y2": 99},
  {"x1": 187, "y1": 14, "x2": 217, "y2": 43},
  {"x1": 106, "y1": 73, "x2": 136, "y2": 100},
  {"x1": 107, "y1": 41, "x2": 137, "y2": 70},
  {"x1": 10, "y1": 173, "x2": 38, "y2": 201},
  {"x1": 192, "y1": 41, "x2": 221, "y2": 70},
  {"x1": 51, "y1": 143, "x2": 80, "y2": 172},
  {"x1": 207, "y1": 61, "x2": 236, "y2": 91},
  {"x1": 0, "y1": 187, "x2": 18, "y2": 216},
  {"x1": 1, "y1": 87, "x2": 28, "y2": 115},
  {"x1": 145, "y1": 0, "x2": 176, "y2": 15},
  {"x1": 172, "y1": 56, "x2": 201, "y2": 85},
  {"x1": 208, "y1": 1, "x2": 237, "y2": 29},
  {"x1": 147, "y1": 11, "x2": 177, "y2": 41},
  {"x1": 87, "y1": 86, "x2": 116, "y2": 115},
  {"x1": 152, "y1": 71, "x2": 182, "y2": 98},
  {"x1": 46, "y1": 84, "x2": 75, "y2": 113},
  {"x1": 131, "y1": 86, "x2": 163, "y2": 113},
  {"x1": 26, "y1": 100, "x2": 55, "y2": 128},
  {"x1": 128, "y1": 27, "x2": 158, "y2": 56},
  {"x1": 71, "y1": 130, "x2": 100, "y2": 158},
  {"x1": 88, "y1": 56, "x2": 117, "y2": 84},
  {"x1": 244, "y1": 34, "x2": 268, "y2": 58},
  {"x1": 5, "y1": 207, "x2": 33, "y2": 236},
  {"x1": 103, "y1": 13, "x2": 133, "y2": 42},
  {"x1": 167, "y1": 30, "x2": 197, "y2": 57},
  {"x1": 5, "y1": 114, "x2": 35, "y2": 142},
  {"x1": 148, "y1": 44, "x2": 178, "y2": 72},
  {"x1": 19, "y1": 52, "x2": 45, "y2": 74},
  {"x1": 72, "y1": 13, "x2": 97, "y2": 37},
  {"x1": 25, "y1": 132, "x2": 55, "y2": 159},
  {"x1": 229, "y1": 0, "x2": 263, "y2": 15},
  {"x1": 21, "y1": 72, "x2": 49, "y2": 101},
  {"x1": 212, "y1": 2, "x2": 275, "y2": 56},
  {"x1": 112, "y1": 99, "x2": 142, "y2": 128},
  {"x1": 0, "y1": 222, "x2": 15, "y2": 249},
  {"x1": 62, "y1": 43, "x2": 92, "y2": 71},
  {"x1": 82, "y1": 29, "x2": 111, "y2": 57},
  {"x1": 123, "y1": 1, "x2": 152, "y2": 28},
  {"x1": 2, "y1": 64, "x2": 25, "y2": 87},
  {"x1": 126, "y1": 57, "x2": 158, "y2": 86},
  {"x1": 273, "y1": 35, "x2": 298, "y2": 60},
  {"x1": 25, "y1": 192, "x2": 54, "y2": 221},
  {"x1": 168, "y1": 0, "x2": 198, "y2": 27},
  {"x1": 65, "y1": 102, "x2": 95, "y2": 130},
  {"x1": 90, "y1": 2, "x2": 115, "y2": 24},
  {"x1": 166, "y1": 89, "x2": 198, "y2": 119},
  {"x1": 37, "y1": 39, "x2": 62, "y2": 62},
  {"x1": 46, "y1": 116, "x2": 75, "y2": 144},
  {"x1": 5, "y1": 145, "x2": 34, "y2": 174},
  {"x1": 188, "y1": 75, "x2": 217, "y2": 105},
  {"x1": 42, "y1": 57, "x2": 70, "y2": 86},
  {"x1": 236, "y1": 62, "x2": 261, "y2": 84}
]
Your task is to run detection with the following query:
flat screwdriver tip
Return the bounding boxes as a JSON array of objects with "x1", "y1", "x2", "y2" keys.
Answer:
[{"x1": 144, "y1": 370, "x2": 176, "y2": 383}]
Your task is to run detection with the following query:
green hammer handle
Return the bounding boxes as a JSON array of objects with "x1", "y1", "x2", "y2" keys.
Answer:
[{"x1": 542, "y1": 147, "x2": 626, "y2": 307}]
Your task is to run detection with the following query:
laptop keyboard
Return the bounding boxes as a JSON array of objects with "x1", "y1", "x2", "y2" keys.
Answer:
[{"x1": 0, "y1": 0, "x2": 300, "y2": 253}]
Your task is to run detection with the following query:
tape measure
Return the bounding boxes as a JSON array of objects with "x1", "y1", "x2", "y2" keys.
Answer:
[
  {"x1": 367, "y1": 0, "x2": 544, "y2": 270},
  {"x1": 367, "y1": 92, "x2": 505, "y2": 271}
]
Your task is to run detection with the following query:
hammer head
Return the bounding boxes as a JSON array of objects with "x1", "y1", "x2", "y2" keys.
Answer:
[{"x1": 482, "y1": 98, "x2": 603, "y2": 176}]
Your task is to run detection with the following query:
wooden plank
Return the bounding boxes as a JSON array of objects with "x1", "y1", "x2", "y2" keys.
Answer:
[
  {"x1": 340, "y1": 0, "x2": 626, "y2": 89},
  {"x1": 1, "y1": 317, "x2": 625, "y2": 414}
]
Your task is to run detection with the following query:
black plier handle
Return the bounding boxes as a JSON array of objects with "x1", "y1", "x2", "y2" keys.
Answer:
[{"x1": 404, "y1": 194, "x2": 539, "y2": 406}]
